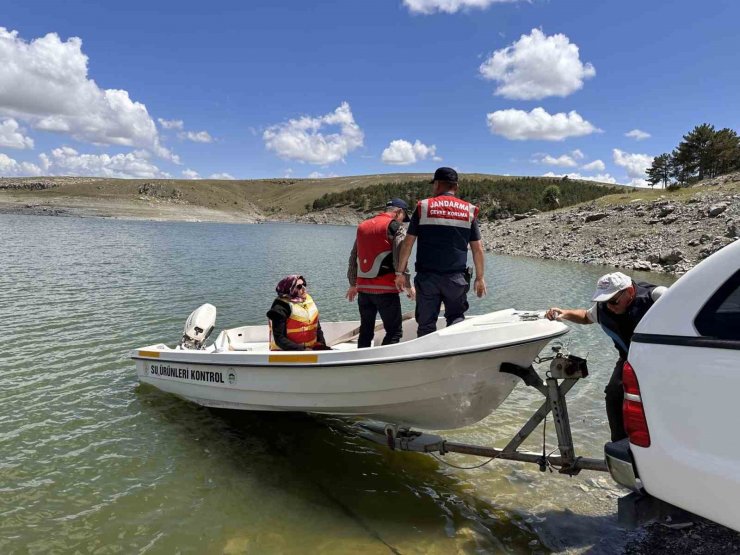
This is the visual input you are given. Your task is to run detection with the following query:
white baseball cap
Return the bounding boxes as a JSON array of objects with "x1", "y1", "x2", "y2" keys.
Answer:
[{"x1": 592, "y1": 272, "x2": 632, "y2": 302}]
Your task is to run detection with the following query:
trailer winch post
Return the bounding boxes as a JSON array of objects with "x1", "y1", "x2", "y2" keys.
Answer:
[{"x1": 356, "y1": 353, "x2": 608, "y2": 474}]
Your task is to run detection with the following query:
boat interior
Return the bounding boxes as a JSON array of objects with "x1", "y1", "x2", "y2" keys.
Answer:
[{"x1": 210, "y1": 317, "x2": 427, "y2": 353}]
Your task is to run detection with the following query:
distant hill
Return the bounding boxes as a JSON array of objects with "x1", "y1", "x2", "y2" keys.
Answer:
[
  {"x1": 309, "y1": 176, "x2": 625, "y2": 219},
  {"x1": 0, "y1": 173, "x2": 624, "y2": 222}
]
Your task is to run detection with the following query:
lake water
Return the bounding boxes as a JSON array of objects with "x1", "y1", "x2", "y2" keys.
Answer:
[{"x1": 0, "y1": 215, "x2": 676, "y2": 554}]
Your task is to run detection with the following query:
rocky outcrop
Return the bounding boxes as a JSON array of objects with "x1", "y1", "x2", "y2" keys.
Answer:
[
  {"x1": 480, "y1": 179, "x2": 740, "y2": 275},
  {"x1": 0, "y1": 180, "x2": 58, "y2": 191},
  {"x1": 269, "y1": 206, "x2": 365, "y2": 226},
  {"x1": 138, "y1": 182, "x2": 183, "y2": 200}
]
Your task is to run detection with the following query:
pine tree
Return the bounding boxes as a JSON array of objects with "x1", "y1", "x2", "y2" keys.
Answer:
[
  {"x1": 543, "y1": 185, "x2": 560, "y2": 209},
  {"x1": 710, "y1": 128, "x2": 740, "y2": 176},
  {"x1": 674, "y1": 123, "x2": 716, "y2": 181},
  {"x1": 647, "y1": 153, "x2": 671, "y2": 188}
]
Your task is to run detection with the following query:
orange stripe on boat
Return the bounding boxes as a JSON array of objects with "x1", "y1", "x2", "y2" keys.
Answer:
[
  {"x1": 268, "y1": 354, "x2": 318, "y2": 364},
  {"x1": 138, "y1": 350, "x2": 160, "y2": 358}
]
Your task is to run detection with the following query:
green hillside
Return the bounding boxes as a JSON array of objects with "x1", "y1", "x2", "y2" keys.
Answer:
[{"x1": 310, "y1": 176, "x2": 626, "y2": 219}]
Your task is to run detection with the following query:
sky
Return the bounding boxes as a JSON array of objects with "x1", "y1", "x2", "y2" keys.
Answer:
[{"x1": 1, "y1": 0, "x2": 739, "y2": 186}]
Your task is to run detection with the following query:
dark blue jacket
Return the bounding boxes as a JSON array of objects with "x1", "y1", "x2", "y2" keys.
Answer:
[
  {"x1": 596, "y1": 281, "x2": 659, "y2": 358},
  {"x1": 408, "y1": 193, "x2": 480, "y2": 274}
]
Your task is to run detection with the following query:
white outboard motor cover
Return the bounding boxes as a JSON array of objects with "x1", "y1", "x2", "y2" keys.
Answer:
[{"x1": 181, "y1": 303, "x2": 217, "y2": 349}]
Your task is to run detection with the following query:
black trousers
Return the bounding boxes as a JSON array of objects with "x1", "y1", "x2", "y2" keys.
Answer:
[
  {"x1": 357, "y1": 292, "x2": 403, "y2": 348},
  {"x1": 605, "y1": 357, "x2": 628, "y2": 442},
  {"x1": 414, "y1": 271, "x2": 469, "y2": 337}
]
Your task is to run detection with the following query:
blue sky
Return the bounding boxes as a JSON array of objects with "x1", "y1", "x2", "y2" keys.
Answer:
[{"x1": 1, "y1": 0, "x2": 738, "y2": 186}]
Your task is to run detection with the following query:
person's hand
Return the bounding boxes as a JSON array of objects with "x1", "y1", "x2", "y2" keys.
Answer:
[
  {"x1": 312, "y1": 343, "x2": 332, "y2": 351},
  {"x1": 474, "y1": 276, "x2": 487, "y2": 298},
  {"x1": 545, "y1": 308, "x2": 563, "y2": 321},
  {"x1": 394, "y1": 273, "x2": 406, "y2": 292},
  {"x1": 346, "y1": 286, "x2": 358, "y2": 302},
  {"x1": 406, "y1": 286, "x2": 416, "y2": 301}
]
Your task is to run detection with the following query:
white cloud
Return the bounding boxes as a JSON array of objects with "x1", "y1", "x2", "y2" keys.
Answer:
[
  {"x1": 543, "y1": 171, "x2": 617, "y2": 184},
  {"x1": 0, "y1": 152, "x2": 42, "y2": 175},
  {"x1": 571, "y1": 149, "x2": 585, "y2": 160},
  {"x1": 308, "y1": 171, "x2": 339, "y2": 179},
  {"x1": 381, "y1": 139, "x2": 438, "y2": 165},
  {"x1": 0, "y1": 118, "x2": 33, "y2": 149},
  {"x1": 263, "y1": 102, "x2": 364, "y2": 165},
  {"x1": 39, "y1": 147, "x2": 167, "y2": 178},
  {"x1": 628, "y1": 178, "x2": 649, "y2": 187},
  {"x1": 182, "y1": 168, "x2": 200, "y2": 179},
  {"x1": 209, "y1": 172, "x2": 235, "y2": 180},
  {"x1": 0, "y1": 28, "x2": 177, "y2": 162},
  {"x1": 158, "y1": 118, "x2": 184, "y2": 130},
  {"x1": 179, "y1": 130, "x2": 214, "y2": 143},
  {"x1": 613, "y1": 148, "x2": 653, "y2": 179},
  {"x1": 403, "y1": 0, "x2": 518, "y2": 14},
  {"x1": 487, "y1": 107, "x2": 600, "y2": 141},
  {"x1": 479, "y1": 29, "x2": 595, "y2": 100},
  {"x1": 533, "y1": 153, "x2": 578, "y2": 167},
  {"x1": 0, "y1": 118, "x2": 34, "y2": 149},
  {"x1": 625, "y1": 129, "x2": 651, "y2": 141},
  {"x1": 582, "y1": 159, "x2": 605, "y2": 171}
]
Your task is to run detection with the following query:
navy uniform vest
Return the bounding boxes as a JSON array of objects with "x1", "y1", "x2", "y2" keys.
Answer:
[
  {"x1": 596, "y1": 281, "x2": 659, "y2": 358},
  {"x1": 414, "y1": 195, "x2": 479, "y2": 274}
]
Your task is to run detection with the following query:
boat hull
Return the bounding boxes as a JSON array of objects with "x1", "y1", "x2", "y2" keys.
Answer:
[{"x1": 134, "y1": 335, "x2": 554, "y2": 430}]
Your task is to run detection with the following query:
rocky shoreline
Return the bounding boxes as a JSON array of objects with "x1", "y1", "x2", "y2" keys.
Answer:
[{"x1": 479, "y1": 174, "x2": 739, "y2": 276}]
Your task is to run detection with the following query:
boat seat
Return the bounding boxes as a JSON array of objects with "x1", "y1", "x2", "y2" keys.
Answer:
[{"x1": 213, "y1": 331, "x2": 271, "y2": 352}]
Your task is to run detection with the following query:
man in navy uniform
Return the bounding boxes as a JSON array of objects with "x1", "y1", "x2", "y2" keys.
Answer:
[
  {"x1": 546, "y1": 272, "x2": 667, "y2": 441},
  {"x1": 395, "y1": 167, "x2": 487, "y2": 337}
]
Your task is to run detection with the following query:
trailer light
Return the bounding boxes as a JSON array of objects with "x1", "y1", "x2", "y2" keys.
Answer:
[{"x1": 622, "y1": 360, "x2": 651, "y2": 448}]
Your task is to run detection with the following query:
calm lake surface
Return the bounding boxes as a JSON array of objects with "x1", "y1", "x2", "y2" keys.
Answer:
[{"x1": 0, "y1": 215, "x2": 676, "y2": 554}]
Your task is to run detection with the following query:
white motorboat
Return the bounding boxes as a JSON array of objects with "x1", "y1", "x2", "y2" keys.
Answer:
[{"x1": 132, "y1": 307, "x2": 568, "y2": 430}]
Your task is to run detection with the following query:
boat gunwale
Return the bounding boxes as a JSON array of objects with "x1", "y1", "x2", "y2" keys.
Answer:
[{"x1": 131, "y1": 328, "x2": 568, "y2": 369}]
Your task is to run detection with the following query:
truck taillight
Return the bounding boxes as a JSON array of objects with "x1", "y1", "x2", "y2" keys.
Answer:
[{"x1": 622, "y1": 360, "x2": 651, "y2": 448}]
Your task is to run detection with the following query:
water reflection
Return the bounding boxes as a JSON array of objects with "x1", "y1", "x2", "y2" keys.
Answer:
[{"x1": 137, "y1": 383, "x2": 547, "y2": 553}]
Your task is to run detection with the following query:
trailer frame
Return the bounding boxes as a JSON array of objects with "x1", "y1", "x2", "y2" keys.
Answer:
[{"x1": 356, "y1": 351, "x2": 608, "y2": 475}]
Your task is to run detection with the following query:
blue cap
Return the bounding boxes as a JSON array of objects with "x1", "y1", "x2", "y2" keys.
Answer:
[{"x1": 386, "y1": 198, "x2": 411, "y2": 222}]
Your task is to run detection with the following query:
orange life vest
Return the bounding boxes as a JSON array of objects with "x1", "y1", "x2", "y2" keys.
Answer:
[
  {"x1": 356, "y1": 212, "x2": 397, "y2": 294},
  {"x1": 269, "y1": 293, "x2": 320, "y2": 350}
]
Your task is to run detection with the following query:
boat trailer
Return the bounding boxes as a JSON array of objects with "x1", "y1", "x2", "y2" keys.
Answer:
[{"x1": 356, "y1": 350, "x2": 608, "y2": 475}]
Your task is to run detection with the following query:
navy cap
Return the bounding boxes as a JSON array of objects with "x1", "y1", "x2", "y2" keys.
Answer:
[
  {"x1": 430, "y1": 167, "x2": 458, "y2": 184},
  {"x1": 386, "y1": 198, "x2": 411, "y2": 222}
]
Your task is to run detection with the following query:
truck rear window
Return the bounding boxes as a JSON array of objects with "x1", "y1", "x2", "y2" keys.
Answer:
[{"x1": 695, "y1": 269, "x2": 740, "y2": 340}]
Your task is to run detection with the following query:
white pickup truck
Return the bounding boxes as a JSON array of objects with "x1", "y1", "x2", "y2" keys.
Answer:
[{"x1": 605, "y1": 239, "x2": 740, "y2": 531}]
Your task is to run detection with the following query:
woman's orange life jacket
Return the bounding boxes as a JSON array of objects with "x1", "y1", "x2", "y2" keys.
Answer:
[
  {"x1": 356, "y1": 212, "x2": 397, "y2": 294},
  {"x1": 269, "y1": 293, "x2": 320, "y2": 350}
]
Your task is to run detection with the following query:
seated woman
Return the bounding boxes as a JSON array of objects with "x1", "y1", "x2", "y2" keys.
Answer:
[{"x1": 267, "y1": 275, "x2": 330, "y2": 351}]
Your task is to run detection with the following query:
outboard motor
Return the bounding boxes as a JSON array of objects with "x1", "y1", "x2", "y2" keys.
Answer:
[{"x1": 181, "y1": 303, "x2": 217, "y2": 350}]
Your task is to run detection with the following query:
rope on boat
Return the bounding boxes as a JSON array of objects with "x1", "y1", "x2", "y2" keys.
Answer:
[
  {"x1": 429, "y1": 413, "x2": 558, "y2": 472},
  {"x1": 429, "y1": 452, "x2": 499, "y2": 470}
]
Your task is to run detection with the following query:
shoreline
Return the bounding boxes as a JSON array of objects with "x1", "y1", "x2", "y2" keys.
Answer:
[{"x1": 2, "y1": 175, "x2": 738, "y2": 276}]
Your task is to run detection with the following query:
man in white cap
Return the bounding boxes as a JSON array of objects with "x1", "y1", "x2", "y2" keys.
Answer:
[{"x1": 545, "y1": 272, "x2": 668, "y2": 441}]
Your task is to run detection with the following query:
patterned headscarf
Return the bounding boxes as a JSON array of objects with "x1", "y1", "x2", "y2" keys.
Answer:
[{"x1": 275, "y1": 275, "x2": 307, "y2": 302}]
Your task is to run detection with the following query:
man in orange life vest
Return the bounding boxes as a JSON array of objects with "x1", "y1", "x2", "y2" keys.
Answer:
[
  {"x1": 346, "y1": 199, "x2": 415, "y2": 348},
  {"x1": 395, "y1": 167, "x2": 487, "y2": 337},
  {"x1": 267, "y1": 275, "x2": 329, "y2": 351}
]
